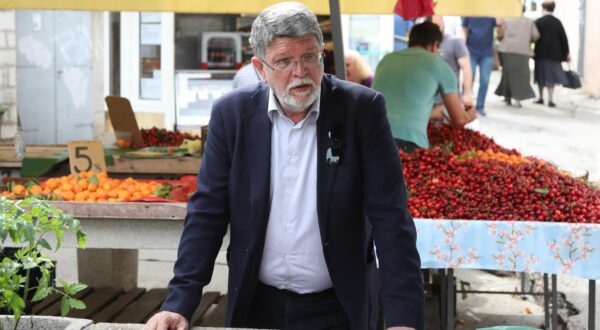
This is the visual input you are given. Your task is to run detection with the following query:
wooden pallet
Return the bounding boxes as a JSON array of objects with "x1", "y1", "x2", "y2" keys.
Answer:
[{"x1": 31, "y1": 287, "x2": 227, "y2": 327}]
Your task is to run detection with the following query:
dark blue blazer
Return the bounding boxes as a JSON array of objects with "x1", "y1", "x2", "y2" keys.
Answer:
[{"x1": 161, "y1": 74, "x2": 424, "y2": 329}]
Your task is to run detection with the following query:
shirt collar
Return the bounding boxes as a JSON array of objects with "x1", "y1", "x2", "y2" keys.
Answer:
[{"x1": 267, "y1": 88, "x2": 320, "y2": 123}]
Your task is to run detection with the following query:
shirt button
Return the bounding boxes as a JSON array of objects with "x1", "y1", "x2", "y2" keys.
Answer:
[
  {"x1": 286, "y1": 190, "x2": 292, "y2": 196},
  {"x1": 285, "y1": 223, "x2": 292, "y2": 229}
]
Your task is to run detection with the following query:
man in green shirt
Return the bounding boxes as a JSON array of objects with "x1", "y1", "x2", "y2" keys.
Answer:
[{"x1": 372, "y1": 22, "x2": 477, "y2": 152}]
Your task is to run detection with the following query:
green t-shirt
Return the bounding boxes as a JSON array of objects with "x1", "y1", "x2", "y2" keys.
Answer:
[{"x1": 372, "y1": 47, "x2": 457, "y2": 148}]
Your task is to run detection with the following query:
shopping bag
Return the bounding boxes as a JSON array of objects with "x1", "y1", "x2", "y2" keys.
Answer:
[{"x1": 563, "y1": 69, "x2": 581, "y2": 89}]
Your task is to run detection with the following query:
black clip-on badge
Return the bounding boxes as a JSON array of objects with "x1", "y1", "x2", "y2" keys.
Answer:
[{"x1": 326, "y1": 121, "x2": 343, "y2": 167}]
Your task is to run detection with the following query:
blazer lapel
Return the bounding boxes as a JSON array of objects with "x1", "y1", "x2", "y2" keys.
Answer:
[
  {"x1": 245, "y1": 84, "x2": 272, "y2": 243},
  {"x1": 316, "y1": 75, "x2": 344, "y2": 245}
]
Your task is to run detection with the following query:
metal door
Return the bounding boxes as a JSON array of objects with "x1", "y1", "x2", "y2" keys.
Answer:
[{"x1": 16, "y1": 10, "x2": 93, "y2": 144}]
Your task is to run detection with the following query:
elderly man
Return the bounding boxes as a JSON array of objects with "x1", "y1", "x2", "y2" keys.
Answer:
[{"x1": 144, "y1": 2, "x2": 423, "y2": 330}]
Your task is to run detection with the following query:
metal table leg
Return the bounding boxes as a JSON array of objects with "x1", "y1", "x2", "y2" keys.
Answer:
[
  {"x1": 441, "y1": 269, "x2": 447, "y2": 330},
  {"x1": 552, "y1": 274, "x2": 558, "y2": 330},
  {"x1": 590, "y1": 280, "x2": 596, "y2": 330},
  {"x1": 447, "y1": 268, "x2": 454, "y2": 330},
  {"x1": 544, "y1": 273, "x2": 549, "y2": 329}
]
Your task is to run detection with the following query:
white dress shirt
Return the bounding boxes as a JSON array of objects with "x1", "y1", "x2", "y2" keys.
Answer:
[{"x1": 258, "y1": 89, "x2": 333, "y2": 293}]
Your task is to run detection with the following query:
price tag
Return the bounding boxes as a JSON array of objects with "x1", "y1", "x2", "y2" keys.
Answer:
[{"x1": 67, "y1": 140, "x2": 107, "y2": 174}]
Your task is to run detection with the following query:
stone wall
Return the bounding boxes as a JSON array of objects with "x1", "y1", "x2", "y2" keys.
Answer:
[{"x1": 0, "y1": 10, "x2": 16, "y2": 140}]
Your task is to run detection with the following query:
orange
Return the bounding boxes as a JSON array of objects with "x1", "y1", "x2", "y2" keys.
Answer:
[
  {"x1": 62, "y1": 191, "x2": 75, "y2": 201},
  {"x1": 117, "y1": 190, "x2": 131, "y2": 201},
  {"x1": 29, "y1": 185, "x2": 43, "y2": 195},
  {"x1": 96, "y1": 189, "x2": 108, "y2": 199},
  {"x1": 60, "y1": 183, "x2": 73, "y2": 192},
  {"x1": 45, "y1": 178, "x2": 60, "y2": 190},
  {"x1": 87, "y1": 182, "x2": 98, "y2": 192},
  {"x1": 76, "y1": 179, "x2": 88, "y2": 190},
  {"x1": 12, "y1": 184, "x2": 27, "y2": 195},
  {"x1": 108, "y1": 189, "x2": 119, "y2": 199}
]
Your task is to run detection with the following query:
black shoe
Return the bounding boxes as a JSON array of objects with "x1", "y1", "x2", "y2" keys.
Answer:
[
  {"x1": 534, "y1": 99, "x2": 544, "y2": 105},
  {"x1": 477, "y1": 109, "x2": 487, "y2": 116},
  {"x1": 548, "y1": 101, "x2": 556, "y2": 108}
]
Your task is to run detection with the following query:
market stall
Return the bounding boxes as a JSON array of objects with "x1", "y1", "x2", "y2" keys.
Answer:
[
  {"x1": 4, "y1": 123, "x2": 596, "y2": 328},
  {"x1": 0, "y1": 127, "x2": 203, "y2": 178}
]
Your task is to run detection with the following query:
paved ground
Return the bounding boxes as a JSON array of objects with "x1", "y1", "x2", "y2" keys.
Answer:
[{"x1": 49, "y1": 70, "x2": 600, "y2": 328}]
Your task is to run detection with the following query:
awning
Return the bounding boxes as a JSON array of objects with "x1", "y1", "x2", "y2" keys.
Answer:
[
  {"x1": 0, "y1": 0, "x2": 396, "y2": 15},
  {"x1": 0, "y1": 0, "x2": 522, "y2": 17},
  {"x1": 436, "y1": 0, "x2": 522, "y2": 17}
]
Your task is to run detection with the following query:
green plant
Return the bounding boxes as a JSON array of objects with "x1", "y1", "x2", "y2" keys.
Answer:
[{"x1": 0, "y1": 196, "x2": 87, "y2": 329}]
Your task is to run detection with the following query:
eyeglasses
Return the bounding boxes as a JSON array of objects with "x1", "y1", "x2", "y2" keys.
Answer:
[{"x1": 259, "y1": 52, "x2": 325, "y2": 73}]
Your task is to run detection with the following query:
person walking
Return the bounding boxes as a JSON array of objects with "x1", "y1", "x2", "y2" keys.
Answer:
[
  {"x1": 494, "y1": 7, "x2": 540, "y2": 108},
  {"x1": 431, "y1": 16, "x2": 473, "y2": 110},
  {"x1": 143, "y1": 2, "x2": 424, "y2": 330},
  {"x1": 372, "y1": 22, "x2": 477, "y2": 153},
  {"x1": 462, "y1": 16, "x2": 502, "y2": 116},
  {"x1": 533, "y1": 0, "x2": 570, "y2": 108}
]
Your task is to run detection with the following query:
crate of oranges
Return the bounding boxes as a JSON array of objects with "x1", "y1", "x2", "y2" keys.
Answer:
[{"x1": 0, "y1": 172, "x2": 183, "y2": 202}]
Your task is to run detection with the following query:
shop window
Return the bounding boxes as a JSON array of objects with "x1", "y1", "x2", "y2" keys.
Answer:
[
  {"x1": 110, "y1": 13, "x2": 121, "y2": 96},
  {"x1": 140, "y1": 13, "x2": 162, "y2": 100}
]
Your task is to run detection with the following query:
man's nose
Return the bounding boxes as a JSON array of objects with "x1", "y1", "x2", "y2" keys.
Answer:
[{"x1": 291, "y1": 60, "x2": 308, "y2": 76}]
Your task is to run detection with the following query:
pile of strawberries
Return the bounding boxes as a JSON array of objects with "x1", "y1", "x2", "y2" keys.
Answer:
[
  {"x1": 401, "y1": 124, "x2": 600, "y2": 223},
  {"x1": 141, "y1": 127, "x2": 200, "y2": 147}
]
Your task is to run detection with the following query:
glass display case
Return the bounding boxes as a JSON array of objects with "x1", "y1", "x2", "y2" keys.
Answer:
[{"x1": 174, "y1": 70, "x2": 235, "y2": 128}]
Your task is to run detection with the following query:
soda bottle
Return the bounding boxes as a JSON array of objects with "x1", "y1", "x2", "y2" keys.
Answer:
[{"x1": 14, "y1": 127, "x2": 26, "y2": 160}]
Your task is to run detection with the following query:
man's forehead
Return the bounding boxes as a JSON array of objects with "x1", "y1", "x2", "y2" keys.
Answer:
[{"x1": 265, "y1": 35, "x2": 321, "y2": 57}]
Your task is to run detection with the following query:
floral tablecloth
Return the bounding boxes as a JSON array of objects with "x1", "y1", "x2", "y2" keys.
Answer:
[{"x1": 416, "y1": 219, "x2": 600, "y2": 280}]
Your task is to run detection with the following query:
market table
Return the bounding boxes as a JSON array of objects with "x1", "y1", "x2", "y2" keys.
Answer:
[
  {"x1": 0, "y1": 144, "x2": 201, "y2": 178},
  {"x1": 47, "y1": 203, "x2": 598, "y2": 329}
]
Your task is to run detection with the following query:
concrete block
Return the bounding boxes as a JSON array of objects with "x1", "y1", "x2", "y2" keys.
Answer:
[
  {"x1": 0, "y1": 49, "x2": 15, "y2": 66},
  {"x1": 1, "y1": 66, "x2": 8, "y2": 86},
  {"x1": 0, "y1": 316, "x2": 93, "y2": 330},
  {"x1": 8, "y1": 65, "x2": 15, "y2": 86},
  {"x1": 0, "y1": 86, "x2": 15, "y2": 104},
  {"x1": 6, "y1": 30, "x2": 15, "y2": 49},
  {"x1": 0, "y1": 11, "x2": 15, "y2": 31},
  {"x1": 1, "y1": 122, "x2": 16, "y2": 139},
  {"x1": 77, "y1": 249, "x2": 138, "y2": 291}
]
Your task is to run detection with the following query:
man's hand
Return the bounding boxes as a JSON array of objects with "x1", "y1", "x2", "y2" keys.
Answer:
[
  {"x1": 143, "y1": 311, "x2": 189, "y2": 330},
  {"x1": 461, "y1": 92, "x2": 473, "y2": 110}
]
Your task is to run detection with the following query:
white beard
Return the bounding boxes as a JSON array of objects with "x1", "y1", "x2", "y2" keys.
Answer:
[{"x1": 277, "y1": 77, "x2": 320, "y2": 113}]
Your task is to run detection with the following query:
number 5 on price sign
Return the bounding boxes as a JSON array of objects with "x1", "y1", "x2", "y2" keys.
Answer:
[{"x1": 67, "y1": 141, "x2": 107, "y2": 174}]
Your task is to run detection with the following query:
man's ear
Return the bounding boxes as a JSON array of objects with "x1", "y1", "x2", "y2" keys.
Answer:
[{"x1": 251, "y1": 57, "x2": 268, "y2": 82}]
